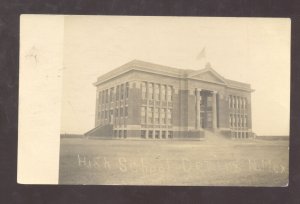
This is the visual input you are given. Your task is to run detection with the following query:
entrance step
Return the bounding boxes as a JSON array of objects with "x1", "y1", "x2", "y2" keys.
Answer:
[{"x1": 204, "y1": 130, "x2": 231, "y2": 144}]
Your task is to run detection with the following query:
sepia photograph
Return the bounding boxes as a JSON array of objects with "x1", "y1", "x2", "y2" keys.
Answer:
[{"x1": 18, "y1": 15, "x2": 290, "y2": 186}]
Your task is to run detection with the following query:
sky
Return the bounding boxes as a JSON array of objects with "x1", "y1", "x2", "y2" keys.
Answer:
[{"x1": 60, "y1": 16, "x2": 290, "y2": 136}]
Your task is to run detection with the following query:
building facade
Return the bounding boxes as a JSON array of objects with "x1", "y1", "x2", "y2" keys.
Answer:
[{"x1": 85, "y1": 60, "x2": 254, "y2": 140}]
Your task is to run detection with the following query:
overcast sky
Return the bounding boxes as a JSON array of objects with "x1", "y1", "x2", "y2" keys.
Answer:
[{"x1": 60, "y1": 16, "x2": 290, "y2": 136}]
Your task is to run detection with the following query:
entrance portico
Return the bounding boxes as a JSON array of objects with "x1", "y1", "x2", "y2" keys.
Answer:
[{"x1": 195, "y1": 89, "x2": 218, "y2": 131}]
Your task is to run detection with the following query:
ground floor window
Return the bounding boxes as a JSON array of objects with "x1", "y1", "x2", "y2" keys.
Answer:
[
  {"x1": 119, "y1": 130, "x2": 122, "y2": 138},
  {"x1": 162, "y1": 131, "x2": 166, "y2": 139},
  {"x1": 168, "y1": 131, "x2": 173, "y2": 139},
  {"x1": 139, "y1": 130, "x2": 174, "y2": 139},
  {"x1": 155, "y1": 130, "x2": 160, "y2": 139},
  {"x1": 232, "y1": 131, "x2": 250, "y2": 139},
  {"x1": 141, "y1": 130, "x2": 146, "y2": 138},
  {"x1": 148, "y1": 130, "x2": 153, "y2": 139},
  {"x1": 123, "y1": 130, "x2": 127, "y2": 138}
]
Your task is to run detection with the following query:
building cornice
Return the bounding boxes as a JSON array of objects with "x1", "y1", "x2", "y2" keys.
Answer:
[{"x1": 94, "y1": 60, "x2": 253, "y2": 92}]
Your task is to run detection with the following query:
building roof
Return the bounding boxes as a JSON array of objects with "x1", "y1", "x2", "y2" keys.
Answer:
[{"x1": 94, "y1": 59, "x2": 252, "y2": 91}]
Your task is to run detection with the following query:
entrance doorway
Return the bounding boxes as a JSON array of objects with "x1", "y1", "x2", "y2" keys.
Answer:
[{"x1": 200, "y1": 91, "x2": 213, "y2": 129}]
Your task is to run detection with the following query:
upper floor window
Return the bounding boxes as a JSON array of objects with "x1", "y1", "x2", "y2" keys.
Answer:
[
  {"x1": 154, "y1": 108, "x2": 159, "y2": 124},
  {"x1": 116, "y1": 85, "x2": 120, "y2": 100},
  {"x1": 105, "y1": 89, "x2": 109, "y2": 103},
  {"x1": 167, "y1": 108, "x2": 172, "y2": 124},
  {"x1": 110, "y1": 87, "x2": 114, "y2": 102},
  {"x1": 98, "y1": 92, "x2": 102, "y2": 104},
  {"x1": 101, "y1": 91, "x2": 105, "y2": 104},
  {"x1": 149, "y1": 83, "x2": 154, "y2": 100},
  {"x1": 125, "y1": 82, "x2": 129, "y2": 98},
  {"x1": 240, "y1": 98, "x2": 243, "y2": 109},
  {"x1": 120, "y1": 84, "x2": 124, "y2": 100},
  {"x1": 141, "y1": 82, "x2": 147, "y2": 99},
  {"x1": 141, "y1": 107, "x2": 146, "y2": 123},
  {"x1": 167, "y1": 86, "x2": 172, "y2": 101},
  {"x1": 148, "y1": 107, "x2": 154, "y2": 123},
  {"x1": 232, "y1": 114, "x2": 236, "y2": 127},
  {"x1": 154, "y1": 84, "x2": 160, "y2": 100},
  {"x1": 161, "y1": 108, "x2": 166, "y2": 124},
  {"x1": 232, "y1": 96, "x2": 236, "y2": 108},
  {"x1": 161, "y1": 85, "x2": 166, "y2": 101},
  {"x1": 124, "y1": 107, "x2": 128, "y2": 117}
]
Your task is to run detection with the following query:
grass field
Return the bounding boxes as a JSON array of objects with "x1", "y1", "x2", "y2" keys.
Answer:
[{"x1": 59, "y1": 137, "x2": 289, "y2": 186}]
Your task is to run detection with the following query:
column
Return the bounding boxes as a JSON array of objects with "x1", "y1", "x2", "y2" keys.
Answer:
[
  {"x1": 196, "y1": 88, "x2": 201, "y2": 129},
  {"x1": 212, "y1": 91, "x2": 218, "y2": 130}
]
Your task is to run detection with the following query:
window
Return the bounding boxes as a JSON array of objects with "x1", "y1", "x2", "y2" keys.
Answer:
[
  {"x1": 114, "y1": 130, "x2": 118, "y2": 137},
  {"x1": 148, "y1": 130, "x2": 153, "y2": 139},
  {"x1": 155, "y1": 130, "x2": 160, "y2": 139},
  {"x1": 240, "y1": 115, "x2": 244, "y2": 127},
  {"x1": 141, "y1": 82, "x2": 147, "y2": 99},
  {"x1": 98, "y1": 92, "x2": 102, "y2": 104},
  {"x1": 207, "y1": 96, "x2": 212, "y2": 108},
  {"x1": 116, "y1": 85, "x2": 120, "y2": 100},
  {"x1": 244, "y1": 116, "x2": 247, "y2": 127},
  {"x1": 110, "y1": 87, "x2": 114, "y2": 102},
  {"x1": 229, "y1": 114, "x2": 232, "y2": 127},
  {"x1": 154, "y1": 84, "x2": 160, "y2": 100},
  {"x1": 149, "y1": 83, "x2": 154, "y2": 100},
  {"x1": 161, "y1": 85, "x2": 166, "y2": 101},
  {"x1": 124, "y1": 118, "x2": 127, "y2": 127},
  {"x1": 115, "y1": 109, "x2": 119, "y2": 117},
  {"x1": 105, "y1": 89, "x2": 109, "y2": 103},
  {"x1": 240, "y1": 98, "x2": 243, "y2": 109},
  {"x1": 125, "y1": 82, "x2": 129, "y2": 98},
  {"x1": 236, "y1": 97, "x2": 239, "y2": 109},
  {"x1": 119, "y1": 130, "x2": 122, "y2": 138},
  {"x1": 162, "y1": 131, "x2": 166, "y2": 139},
  {"x1": 167, "y1": 86, "x2": 172, "y2": 101},
  {"x1": 120, "y1": 108, "x2": 123, "y2": 117},
  {"x1": 154, "y1": 108, "x2": 159, "y2": 124},
  {"x1": 167, "y1": 109, "x2": 172, "y2": 124},
  {"x1": 148, "y1": 107, "x2": 153, "y2": 123},
  {"x1": 109, "y1": 110, "x2": 113, "y2": 123},
  {"x1": 229, "y1": 95, "x2": 232, "y2": 108},
  {"x1": 121, "y1": 84, "x2": 124, "y2": 100},
  {"x1": 101, "y1": 91, "x2": 105, "y2": 104},
  {"x1": 161, "y1": 108, "x2": 166, "y2": 124},
  {"x1": 232, "y1": 114, "x2": 235, "y2": 127},
  {"x1": 141, "y1": 130, "x2": 146, "y2": 138},
  {"x1": 141, "y1": 107, "x2": 146, "y2": 123},
  {"x1": 123, "y1": 130, "x2": 127, "y2": 138},
  {"x1": 245, "y1": 98, "x2": 247, "y2": 109},
  {"x1": 167, "y1": 131, "x2": 173, "y2": 139},
  {"x1": 124, "y1": 107, "x2": 128, "y2": 117},
  {"x1": 232, "y1": 96, "x2": 235, "y2": 108}
]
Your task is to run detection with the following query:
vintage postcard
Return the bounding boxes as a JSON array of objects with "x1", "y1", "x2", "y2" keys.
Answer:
[{"x1": 18, "y1": 15, "x2": 290, "y2": 186}]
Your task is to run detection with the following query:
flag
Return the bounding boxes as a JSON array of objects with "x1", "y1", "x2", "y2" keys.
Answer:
[{"x1": 196, "y1": 47, "x2": 206, "y2": 60}]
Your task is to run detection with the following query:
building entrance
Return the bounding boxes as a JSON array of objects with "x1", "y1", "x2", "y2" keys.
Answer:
[{"x1": 200, "y1": 91, "x2": 213, "y2": 129}]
